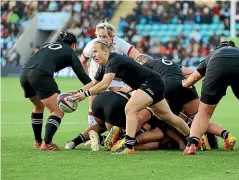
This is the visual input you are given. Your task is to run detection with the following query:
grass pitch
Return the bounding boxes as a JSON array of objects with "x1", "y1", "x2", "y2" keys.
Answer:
[{"x1": 1, "y1": 77, "x2": 239, "y2": 180}]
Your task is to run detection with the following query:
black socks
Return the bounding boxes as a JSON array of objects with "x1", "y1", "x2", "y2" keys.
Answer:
[
  {"x1": 31, "y1": 113, "x2": 43, "y2": 142},
  {"x1": 44, "y1": 115, "x2": 61, "y2": 144}
]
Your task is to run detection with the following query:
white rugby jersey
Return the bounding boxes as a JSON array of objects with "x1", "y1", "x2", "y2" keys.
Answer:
[{"x1": 82, "y1": 36, "x2": 133, "y2": 79}]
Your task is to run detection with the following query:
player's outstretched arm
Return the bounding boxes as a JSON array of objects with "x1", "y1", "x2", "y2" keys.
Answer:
[
  {"x1": 68, "y1": 79, "x2": 98, "y2": 95},
  {"x1": 80, "y1": 54, "x2": 89, "y2": 74},
  {"x1": 129, "y1": 47, "x2": 141, "y2": 60},
  {"x1": 182, "y1": 70, "x2": 202, "y2": 88},
  {"x1": 88, "y1": 73, "x2": 115, "y2": 95},
  {"x1": 71, "y1": 73, "x2": 115, "y2": 102},
  {"x1": 71, "y1": 53, "x2": 91, "y2": 84}
]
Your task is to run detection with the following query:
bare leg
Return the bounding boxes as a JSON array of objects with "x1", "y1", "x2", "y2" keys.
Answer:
[
  {"x1": 81, "y1": 123, "x2": 106, "y2": 140},
  {"x1": 105, "y1": 123, "x2": 113, "y2": 131},
  {"x1": 150, "y1": 99, "x2": 190, "y2": 136},
  {"x1": 190, "y1": 102, "x2": 216, "y2": 138},
  {"x1": 207, "y1": 122, "x2": 224, "y2": 136},
  {"x1": 40, "y1": 93, "x2": 64, "y2": 150},
  {"x1": 166, "y1": 129, "x2": 186, "y2": 150},
  {"x1": 125, "y1": 90, "x2": 153, "y2": 138},
  {"x1": 136, "y1": 128, "x2": 164, "y2": 144},
  {"x1": 136, "y1": 109, "x2": 152, "y2": 132},
  {"x1": 183, "y1": 99, "x2": 199, "y2": 116}
]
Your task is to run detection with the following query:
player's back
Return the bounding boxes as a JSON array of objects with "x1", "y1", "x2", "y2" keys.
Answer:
[
  {"x1": 212, "y1": 47, "x2": 239, "y2": 59},
  {"x1": 109, "y1": 53, "x2": 161, "y2": 88},
  {"x1": 143, "y1": 59, "x2": 184, "y2": 79},
  {"x1": 23, "y1": 42, "x2": 74, "y2": 76},
  {"x1": 201, "y1": 47, "x2": 239, "y2": 70}
]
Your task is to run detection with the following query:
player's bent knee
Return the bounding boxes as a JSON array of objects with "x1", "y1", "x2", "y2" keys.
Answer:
[
  {"x1": 33, "y1": 103, "x2": 44, "y2": 112},
  {"x1": 47, "y1": 105, "x2": 64, "y2": 118},
  {"x1": 94, "y1": 117, "x2": 105, "y2": 126},
  {"x1": 52, "y1": 109, "x2": 64, "y2": 118},
  {"x1": 125, "y1": 106, "x2": 137, "y2": 117},
  {"x1": 161, "y1": 113, "x2": 175, "y2": 123}
]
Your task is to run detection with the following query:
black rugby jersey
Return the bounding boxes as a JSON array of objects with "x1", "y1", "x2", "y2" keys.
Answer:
[
  {"x1": 94, "y1": 53, "x2": 161, "y2": 89},
  {"x1": 197, "y1": 47, "x2": 239, "y2": 76},
  {"x1": 143, "y1": 59, "x2": 184, "y2": 79},
  {"x1": 22, "y1": 42, "x2": 91, "y2": 84}
]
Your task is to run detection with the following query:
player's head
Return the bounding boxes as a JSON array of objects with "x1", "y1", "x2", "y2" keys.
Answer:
[
  {"x1": 95, "y1": 18, "x2": 115, "y2": 41},
  {"x1": 216, "y1": 40, "x2": 236, "y2": 49},
  {"x1": 135, "y1": 54, "x2": 153, "y2": 64},
  {"x1": 56, "y1": 31, "x2": 77, "y2": 51},
  {"x1": 92, "y1": 39, "x2": 114, "y2": 64}
]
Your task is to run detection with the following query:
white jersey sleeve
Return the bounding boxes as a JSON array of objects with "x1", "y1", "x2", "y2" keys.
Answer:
[
  {"x1": 84, "y1": 36, "x2": 134, "y2": 83},
  {"x1": 82, "y1": 38, "x2": 97, "y2": 59},
  {"x1": 114, "y1": 36, "x2": 133, "y2": 56}
]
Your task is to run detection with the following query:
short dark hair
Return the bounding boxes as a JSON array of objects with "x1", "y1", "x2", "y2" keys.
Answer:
[
  {"x1": 56, "y1": 30, "x2": 77, "y2": 45},
  {"x1": 217, "y1": 40, "x2": 236, "y2": 49}
]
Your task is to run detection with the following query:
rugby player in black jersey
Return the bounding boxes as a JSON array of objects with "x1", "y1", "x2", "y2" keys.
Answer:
[
  {"x1": 135, "y1": 54, "x2": 236, "y2": 151},
  {"x1": 20, "y1": 31, "x2": 91, "y2": 151},
  {"x1": 183, "y1": 41, "x2": 238, "y2": 155},
  {"x1": 69, "y1": 39, "x2": 190, "y2": 154}
]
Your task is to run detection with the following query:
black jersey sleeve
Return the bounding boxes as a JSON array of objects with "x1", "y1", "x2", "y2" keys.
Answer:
[
  {"x1": 196, "y1": 60, "x2": 207, "y2": 76},
  {"x1": 105, "y1": 55, "x2": 121, "y2": 74},
  {"x1": 71, "y1": 52, "x2": 91, "y2": 84},
  {"x1": 94, "y1": 65, "x2": 105, "y2": 81}
]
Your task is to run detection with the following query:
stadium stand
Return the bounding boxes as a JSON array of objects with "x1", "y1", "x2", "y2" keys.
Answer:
[
  {"x1": 1, "y1": 1, "x2": 118, "y2": 67},
  {"x1": 1, "y1": 1, "x2": 37, "y2": 66},
  {"x1": 118, "y1": 1, "x2": 239, "y2": 69},
  {"x1": 1, "y1": 1, "x2": 238, "y2": 70}
]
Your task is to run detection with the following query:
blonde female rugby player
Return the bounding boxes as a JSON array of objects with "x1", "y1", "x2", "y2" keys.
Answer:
[
  {"x1": 79, "y1": 19, "x2": 141, "y2": 126},
  {"x1": 70, "y1": 39, "x2": 190, "y2": 155}
]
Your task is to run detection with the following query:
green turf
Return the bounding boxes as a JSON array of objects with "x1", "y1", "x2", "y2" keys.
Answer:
[{"x1": 1, "y1": 77, "x2": 239, "y2": 180}]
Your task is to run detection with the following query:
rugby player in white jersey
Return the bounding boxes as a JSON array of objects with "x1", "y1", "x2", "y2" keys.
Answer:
[{"x1": 80, "y1": 19, "x2": 141, "y2": 126}]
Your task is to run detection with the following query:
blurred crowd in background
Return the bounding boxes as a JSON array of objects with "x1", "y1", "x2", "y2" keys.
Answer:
[
  {"x1": 1, "y1": 0, "x2": 118, "y2": 67},
  {"x1": 1, "y1": 1, "x2": 239, "y2": 69},
  {"x1": 119, "y1": 1, "x2": 239, "y2": 68},
  {"x1": 1, "y1": 1, "x2": 37, "y2": 66}
]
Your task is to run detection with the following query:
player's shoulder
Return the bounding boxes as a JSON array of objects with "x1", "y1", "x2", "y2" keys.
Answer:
[
  {"x1": 114, "y1": 36, "x2": 130, "y2": 45},
  {"x1": 83, "y1": 38, "x2": 99, "y2": 54},
  {"x1": 86, "y1": 38, "x2": 99, "y2": 46},
  {"x1": 39, "y1": 42, "x2": 72, "y2": 53},
  {"x1": 108, "y1": 52, "x2": 127, "y2": 63},
  {"x1": 114, "y1": 36, "x2": 123, "y2": 42},
  {"x1": 109, "y1": 52, "x2": 122, "y2": 59}
]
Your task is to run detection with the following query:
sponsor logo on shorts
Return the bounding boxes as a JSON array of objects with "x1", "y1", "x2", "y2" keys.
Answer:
[{"x1": 146, "y1": 88, "x2": 154, "y2": 95}]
